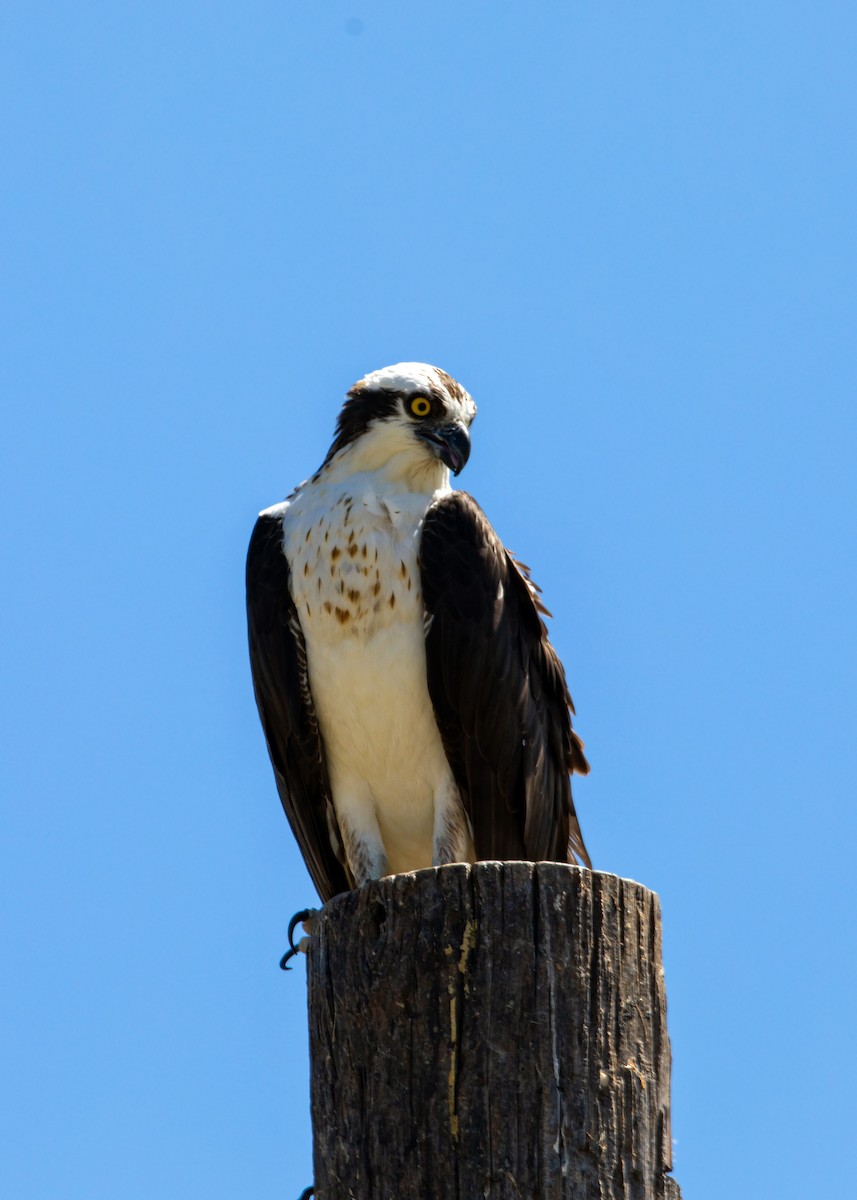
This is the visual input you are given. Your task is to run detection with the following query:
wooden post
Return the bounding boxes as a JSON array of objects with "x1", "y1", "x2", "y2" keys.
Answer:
[{"x1": 306, "y1": 862, "x2": 682, "y2": 1200}]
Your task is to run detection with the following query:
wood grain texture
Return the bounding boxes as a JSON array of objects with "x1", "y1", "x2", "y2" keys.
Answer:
[{"x1": 307, "y1": 862, "x2": 681, "y2": 1200}]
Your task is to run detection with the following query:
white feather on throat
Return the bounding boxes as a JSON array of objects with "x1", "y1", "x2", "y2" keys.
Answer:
[{"x1": 270, "y1": 420, "x2": 475, "y2": 884}]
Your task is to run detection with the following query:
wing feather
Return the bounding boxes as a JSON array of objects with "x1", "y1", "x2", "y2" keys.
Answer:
[
  {"x1": 419, "y1": 492, "x2": 591, "y2": 868},
  {"x1": 246, "y1": 511, "x2": 352, "y2": 902}
]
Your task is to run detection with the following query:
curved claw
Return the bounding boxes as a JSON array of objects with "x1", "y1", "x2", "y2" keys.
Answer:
[
  {"x1": 279, "y1": 944, "x2": 300, "y2": 971},
  {"x1": 296, "y1": 1189, "x2": 315, "y2": 1200},
  {"x1": 279, "y1": 907, "x2": 316, "y2": 971},
  {"x1": 288, "y1": 908, "x2": 314, "y2": 947}
]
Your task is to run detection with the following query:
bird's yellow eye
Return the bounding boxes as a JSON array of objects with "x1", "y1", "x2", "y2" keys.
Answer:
[{"x1": 410, "y1": 396, "x2": 432, "y2": 418}]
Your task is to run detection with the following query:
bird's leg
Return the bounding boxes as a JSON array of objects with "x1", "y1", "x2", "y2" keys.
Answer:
[
  {"x1": 280, "y1": 908, "x2": 319, "y2": 971},
  {"x1": 296, "y1": 1187, "x2": 315, "y2": 1200},
  {"x1": 336, "y1": 801, "x2": 388, "y2": 887},
  {"x1": 432, "y1": 780, "x2": 475, "y2": 866}
]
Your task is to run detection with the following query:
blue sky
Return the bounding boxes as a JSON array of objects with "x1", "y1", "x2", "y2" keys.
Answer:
[{"x1": 2, "y1": 3, "x2": 855, "y2": 1196}]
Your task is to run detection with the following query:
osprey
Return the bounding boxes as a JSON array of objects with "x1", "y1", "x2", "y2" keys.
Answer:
[{"x1": 246, "y1": 363, "x2": 590, "y2": 907}]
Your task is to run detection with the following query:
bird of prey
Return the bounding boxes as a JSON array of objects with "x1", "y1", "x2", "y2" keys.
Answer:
[{"x1": 246, "y1": 363, "x2": 590, "y2": 910}]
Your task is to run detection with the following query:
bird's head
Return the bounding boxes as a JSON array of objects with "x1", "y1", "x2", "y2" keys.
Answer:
[{"x1": 320, "y1": 363, "x2": 476, "y2": 490}]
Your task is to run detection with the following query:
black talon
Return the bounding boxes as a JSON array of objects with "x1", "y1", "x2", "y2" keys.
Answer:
[
  {"x1": 288, "y1": 908, "x2": 313, "y2": 945},
  {"x1": 279, "y1": 907, "x2": 315, "y2": 971},
  {"x1": 296, "y1": 1189, "x2": 314, "y2": 1200},
  {"x1": 279, "y1": 944, "x2": 300, "y2": 971}
]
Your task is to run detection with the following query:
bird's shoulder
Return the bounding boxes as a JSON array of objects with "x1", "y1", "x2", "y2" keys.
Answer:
[{"x1": 420, "y1": 489, "x2": 543, "y2": 611}]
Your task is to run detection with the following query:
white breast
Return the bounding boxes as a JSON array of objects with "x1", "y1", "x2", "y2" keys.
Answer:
[{"x1": 278, "y1": 472, "x2": 471, "y2": 881}]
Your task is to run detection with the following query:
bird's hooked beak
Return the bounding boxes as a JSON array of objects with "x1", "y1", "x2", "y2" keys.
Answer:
[{"x1": 416, "y1": 422, "x2": 471, "y2": 475}]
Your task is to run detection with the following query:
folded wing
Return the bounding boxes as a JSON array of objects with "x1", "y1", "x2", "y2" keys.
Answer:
[
  {"x1": 419, "y1": 492, "x2": 590, "y2": 867},
  {"x1": 246, "y1": 511, "x2": 352, "y2": 902}
]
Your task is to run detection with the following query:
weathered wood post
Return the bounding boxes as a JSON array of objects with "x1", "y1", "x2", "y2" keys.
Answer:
[{"x1": 306, "y1": 862, "x2": 681, "y2": 1199}]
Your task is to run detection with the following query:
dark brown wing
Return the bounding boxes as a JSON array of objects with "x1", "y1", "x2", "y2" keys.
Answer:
[
  {"x1": 419, "y1": 492, "x2": 591, "y2": 867},
  {"x1": 246, "y1": 510, "x2": 352, "y2": 902}
]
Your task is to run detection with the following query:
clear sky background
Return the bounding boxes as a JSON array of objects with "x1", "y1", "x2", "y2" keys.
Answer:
[{"x1": 2, "y1": 3, "x2": 855, "y2": 1197}]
